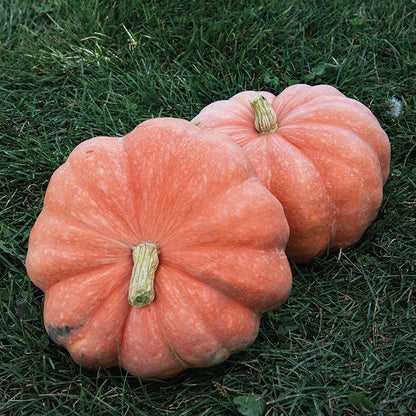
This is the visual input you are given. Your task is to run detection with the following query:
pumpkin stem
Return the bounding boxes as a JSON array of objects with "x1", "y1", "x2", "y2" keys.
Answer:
[
  {"x1": 128, "y1": 242, "x2": 159, "y2": 307},
  {"x1": 249, "y1": 94, "x2": 278, "y2": 135}
]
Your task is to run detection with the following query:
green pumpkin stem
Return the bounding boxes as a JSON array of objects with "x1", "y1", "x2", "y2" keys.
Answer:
[
  {"x1": 249, "y1": 94, "x2": 278, "y2": 135},
  {"x1": 128, "y1": 242, "x2": 159, "y2": 307}
]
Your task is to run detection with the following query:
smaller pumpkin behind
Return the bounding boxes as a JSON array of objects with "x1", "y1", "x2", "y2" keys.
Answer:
[{"x1": 192, "y1": 84, "x2": 391, "y2": 263}]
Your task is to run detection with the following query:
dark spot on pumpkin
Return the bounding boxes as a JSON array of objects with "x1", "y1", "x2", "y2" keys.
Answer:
[{"x1": 47, "y1": 325, "x2": 72, "y2": 343}]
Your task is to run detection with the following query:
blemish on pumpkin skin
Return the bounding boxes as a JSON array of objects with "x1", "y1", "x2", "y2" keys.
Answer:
[
  {"x1": 209, "y1": 348, "x2": 230, "y2": 366},
  {"x1": 47, "y1": 325, "x2": 73, "y2": 343},
  {"x1": 168, "y1": 346, "x2": 188, "y2": 369}
]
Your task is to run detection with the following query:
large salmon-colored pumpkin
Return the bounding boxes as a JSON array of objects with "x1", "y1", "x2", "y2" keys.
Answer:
[
  {"x1": 26, "y1": 118, "x2": 292, "y2": 379},
  {"x1": 192, "y1": 84, "x2": 391, "y2": 263}
]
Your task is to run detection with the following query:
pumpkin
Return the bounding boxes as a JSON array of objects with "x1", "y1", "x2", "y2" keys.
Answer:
[
  {"x1": 26, "y1": 117, "x2": 292, "y2": 379},
  {"x1": 192, "y1": 84, "x2": 391, "y2": 263}
]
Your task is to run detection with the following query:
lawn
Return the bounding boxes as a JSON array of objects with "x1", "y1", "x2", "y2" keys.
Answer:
[{"x1": 1, "y1": 0, "x2": 415, "y2": 415}]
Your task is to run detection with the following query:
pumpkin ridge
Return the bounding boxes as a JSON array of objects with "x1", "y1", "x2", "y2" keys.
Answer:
[
  {"x1": 279, "y1": 98, "x2": 355, "y2": 124},
  {"x1": 152, "y1": 299, "x2": 189, "y2": 370},
  {"x1": 272, "y1": 85, "x2": 346, "y2": 121},
  {"x1": 152, "y1": 263, "x2": 256, "y2": 368},
  {"x1": 161, "y1": 246, "x2": 291, "y2": 312},
  {"x1": 256, "y1": 131, "x2": 332, "y2": 206},
  {"x1": 157, "y1": 176, "x2": 264, "y2": 248},
  {"x1": 62, "y1": 138, "x2": 140, "y2": 241},
  {"x1": 244, "y1": 131, "x2": 338, "y2": 260},
  {"x1": 261, "y1": 87, "x2": 304, "y2": 120},
  {"x1": 51, "y1": 259, "x2": 130, "y2": 290},
  {"x1": 41, "y1": 173, "x2": 136, "y2": 246},
  {"x1": 278, "y1": 122, "x2": 382, "y2": 174},
  {"x1": 37, "y1": 207, "x2": 132, "y2": 251},
  {"x1": 120, "y1": 125, "x2": 256, "y2": 242},
  {"x1": 44, "y1": 261, "x2": 131, "y2": 316},
  {"x1": 276, "y1": 124, "x2": 365, "y2": 171},
  {"x1": 278, "y1": 107, "x2": 390, "y2": 183},
  {"x1": 120, "y1": 135, "x2": 145, "y2": 240},
  {"x1": 193, "y1": 99, "x2": 256, "y2": 147},
  {"x1": 118, "y1": 298, "x2": 186, "y2": 378},
  {"x1": 135, "y1": 271, "x2": 190, "y2": 370},
  {"x1": 27, "y1": 215, "x2": 132, "y2": 291},
  {"x1": 43, "y1": 261, "x2": 131, "y2": 351},
  {"x1": 65, "y1": 280, "x2": 130, "y2": 358},
  {"x1": 277, "y1": 125, "x2": 383, "y2": 247},
  {"x1": 109, "y1": 280, "x2": 133, "y2": 346},
  {"x1": 42, "y1": 207, "x2": 132, "y2": 248},
  {"x1": 119, "y1": 264, "x2": 217, "y2": 373},
  {"x1": 156, "y1": 252, "x2": 246, "y2": 300},
  {"x1": 280, "y1": 96, "x2": 387, "y2": 146},
  {"x1": 263, "y1": 134, "x2": 278, "y2": 190}
]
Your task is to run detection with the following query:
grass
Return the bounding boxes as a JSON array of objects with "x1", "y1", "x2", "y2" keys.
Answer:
[{"x1": 1, "y1": 0, "x2": 415, "y2": 414}]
